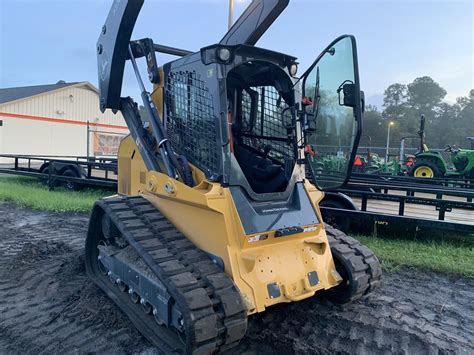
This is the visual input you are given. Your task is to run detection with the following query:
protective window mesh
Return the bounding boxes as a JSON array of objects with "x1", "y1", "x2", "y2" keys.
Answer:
[
  {"x1": 165, "y1": 71, "x2": 220, "y2": 175},
  {"x1": 240, "y1": 86, "x2": 294, "y2": 164}
]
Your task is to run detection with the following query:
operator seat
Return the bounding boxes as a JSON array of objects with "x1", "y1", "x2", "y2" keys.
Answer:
[{"x1": 233, "y1": 140, "x2": 288, "y2": 193}]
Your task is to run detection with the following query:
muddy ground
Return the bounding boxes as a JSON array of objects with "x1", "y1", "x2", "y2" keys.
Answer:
[{"x1": 0, "y1": 202, "x2": 472, "y2": 354}]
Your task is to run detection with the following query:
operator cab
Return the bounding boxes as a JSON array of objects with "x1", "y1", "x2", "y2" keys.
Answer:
[
  {"x1": 227, "y1": 61, "x2": 296, "y2": 194},
  {"x1": 221, "y1": 36, "x2": 363, "y2": 197}
]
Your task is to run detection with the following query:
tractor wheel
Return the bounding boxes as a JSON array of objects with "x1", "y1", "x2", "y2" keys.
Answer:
[
  {"x1": 39, "y1": 167, "x2": 59, "y2": 187},
  {"x1": 61, "y1": 168, "x2": 83, "y2": 191},
  {"x1": 409, "y1": 159, "x2": 442, "y2": 179}
]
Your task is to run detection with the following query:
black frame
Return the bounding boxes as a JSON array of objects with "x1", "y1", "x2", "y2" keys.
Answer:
[
  {"x1": 321, "y1": 173, "x2": 474, "y2": 237},
  {"x1": 301, "y1": 35, "x2": 363, "y2": 191},
  {"x1": 0, "y1": 154, "x2": 118, "y2": 190}
]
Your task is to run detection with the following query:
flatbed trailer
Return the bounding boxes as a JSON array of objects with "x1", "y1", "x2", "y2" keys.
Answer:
[
  {"x1": 322, "y1": 174, "x2": 474, "y2": 237},
  {"x1": 0, "y1": 154, "x2": 118, "y2": 190},
  {"x1": 1, "y1": 154, "x2": 472, "y2": 237}
]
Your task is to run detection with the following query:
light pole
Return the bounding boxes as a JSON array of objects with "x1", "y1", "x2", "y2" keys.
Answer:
[
  {"x1": 228, "y1": 0, "x2": 234, "y2": 29},
  {"x1": 385, "y1": 121, "x2": 394, "y2": 163}
]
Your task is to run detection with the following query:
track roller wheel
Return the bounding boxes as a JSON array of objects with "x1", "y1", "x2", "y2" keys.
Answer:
[
  {"x1": 97, "y1": 255, "x2": 108, "y2": 275},
  {"x1": 128, "y1": 288, "x2": 140, "y2": 303},
  {"x1": 140, "y1": 299, "x2": 153, "y2": 314},
  {"x1": 117, "y1": 279, "x2": 128, "y2": 292},
  {"x1": 97, "y1": 241, "x2": 109, "y2": 275},
  {"x1": 107, "y1": 272, "x2": 117, "y2": 285},
  {"x1": 153, "y1": 309, "x2": 165, "y2": 325}
]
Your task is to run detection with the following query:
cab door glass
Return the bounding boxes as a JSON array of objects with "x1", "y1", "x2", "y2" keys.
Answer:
[{"x1": 303, "y1": 35, "x2": 361, "y2": 190}]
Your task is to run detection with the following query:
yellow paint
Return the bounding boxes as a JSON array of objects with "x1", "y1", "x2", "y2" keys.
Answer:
[
  {"x1": 117, "y1": 136, "x2": 341, "y2": 314},
  {"x1": 151, "y1": 67, "x2": 165, "y2": 119}
]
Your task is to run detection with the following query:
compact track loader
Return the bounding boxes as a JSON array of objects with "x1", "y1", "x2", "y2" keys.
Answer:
[{"x1": 85, "y1": 0, "x2": 381, "y2": 353}]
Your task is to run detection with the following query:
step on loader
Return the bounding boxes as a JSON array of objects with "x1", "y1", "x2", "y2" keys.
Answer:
[{"x1": 85, "y1": 0, "x2": 382, "y2": 353}]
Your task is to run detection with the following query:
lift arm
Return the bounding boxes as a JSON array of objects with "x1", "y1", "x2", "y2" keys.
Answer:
[{"x1": 220, "y1": 0, "x2": 289, "y2": 46}]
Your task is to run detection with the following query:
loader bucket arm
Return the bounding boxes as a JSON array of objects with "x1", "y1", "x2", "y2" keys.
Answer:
[
  {"x1": 97, "y1": 0, "x2": 144, "y2": 112},
  {"x1": 220, "y1": 0, "x2": 289, "y2": 46},
  {"x1": 97, "y1": 0, "x2": 288, "y2": 112}
]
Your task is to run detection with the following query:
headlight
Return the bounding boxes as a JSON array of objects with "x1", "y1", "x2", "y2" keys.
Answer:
[
  {"x1": 289, "y1": 63, "x2": 298, "y2": 77},
  {"x1": 218, "y1": 47, "x2": 231, "y2": 62}
]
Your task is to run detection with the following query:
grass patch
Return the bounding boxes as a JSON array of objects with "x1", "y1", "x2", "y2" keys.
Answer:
[
  {"x1": 0, "y1": 176, "x2": 111, "y2": 213},
  {"x1": 357, "y1": 235, "x2": 474, "y2": 278},
  {"x1": 1, "y1": 176, "x2": 472, "y2": 277}
]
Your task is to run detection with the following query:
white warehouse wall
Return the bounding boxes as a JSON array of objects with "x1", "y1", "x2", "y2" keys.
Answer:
[{"x1": 0, "y1": 84, "x2": 128, "y2": 163}]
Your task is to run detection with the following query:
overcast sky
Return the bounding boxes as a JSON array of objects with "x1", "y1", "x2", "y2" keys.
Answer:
[{"x1": 0, "y1": 0, "x2": 472, "y2": 108}]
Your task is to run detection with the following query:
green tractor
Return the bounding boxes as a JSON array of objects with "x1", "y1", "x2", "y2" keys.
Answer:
[
  {"x1": 352, "y1": 135, "x2": 401, "y2": 176},
  {"x1": 364, "y1": 153, "x2": 404, "y2": 176},
  {"x1": 409, "y1": 115, "x2": 474, "y2": 179}
]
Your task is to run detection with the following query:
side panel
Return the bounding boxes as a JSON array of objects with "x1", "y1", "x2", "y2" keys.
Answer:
[{"x1": 118, "y1": 135, "x2": 147, "y2": 195}]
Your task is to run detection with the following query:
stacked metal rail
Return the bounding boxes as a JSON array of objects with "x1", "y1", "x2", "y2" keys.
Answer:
[
  {"x1": 323, "y1": 173, "x2": 474, "y2": 236},
  {"x1": 0, "y1": 154, "x2": 117, "y2": 189}
]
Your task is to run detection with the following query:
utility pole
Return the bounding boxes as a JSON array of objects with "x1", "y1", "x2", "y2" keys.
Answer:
[
  {"x1": 86, "y1": 120, "x2": 90, "y2": 158},
  {"x1": 228, "y1": 0, "x2": 234, "y2": 29},
  {"x1": 385, "y1": 121, "x2": 394, "y2": 163}
]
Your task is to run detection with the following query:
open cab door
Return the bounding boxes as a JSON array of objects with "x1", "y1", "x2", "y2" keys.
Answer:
[{"x1": 301, "y1": 35, "x2": 363, "y2": 190}]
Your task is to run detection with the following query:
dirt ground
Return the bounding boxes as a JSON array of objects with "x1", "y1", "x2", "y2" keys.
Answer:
[{"x1": 0, "y1": 202, "x2": 473, "y2": 355}]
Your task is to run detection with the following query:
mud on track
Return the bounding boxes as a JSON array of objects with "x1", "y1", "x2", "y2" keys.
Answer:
[{"x1": 0, "y1": 202, "x2": 473, "y2": 354}]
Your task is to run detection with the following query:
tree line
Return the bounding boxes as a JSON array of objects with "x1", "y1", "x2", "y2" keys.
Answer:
[{"x1": 363, "y1": 76, "x2": 473, "y2": 150}]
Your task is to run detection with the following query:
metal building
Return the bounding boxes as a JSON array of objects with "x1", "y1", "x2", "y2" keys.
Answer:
[{"x1": 0, "y1": 81, "x2": 128, "y2": 161}]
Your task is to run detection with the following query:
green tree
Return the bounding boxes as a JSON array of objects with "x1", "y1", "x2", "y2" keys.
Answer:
[
  {"x1": 383, "y1": 83, "x2": 407, "y2": 107},
  {"x1": 456, "y1": 89, "x2": 474, "y2": 120},
  {"x1": 387, "y1": 77, "x2": 447, "y2": 150},
  {"x1": 427, "y1": 103, "x2": 458, "y2": 148},
  {"x1": 407, "y1": 76, "x2": 447, "y2": 112},
  {"x1": 455, "y1": 90, "x2": 474, "y2": 147},
  {"x1": 362, "y1": 105, "x2": 384, "y2": 145},
  {"x1": 382, "y1": 83, "x2": 408, "y2": 121},
  {"x1": 374, "y1": 79, "x2": 470, "y2": 152}
]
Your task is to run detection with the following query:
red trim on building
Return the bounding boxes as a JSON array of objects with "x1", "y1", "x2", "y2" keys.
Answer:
[{"x1": 0, "y1": 111, "x2": 128, "y2": 130}]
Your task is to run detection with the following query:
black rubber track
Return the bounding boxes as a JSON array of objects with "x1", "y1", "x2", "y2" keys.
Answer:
[
  {"x1": 324, "y1": 224, "x2": 382, "y2": 303},
  {"x1": 85, "y1": 195, "x2": 247, "y2": 354}
]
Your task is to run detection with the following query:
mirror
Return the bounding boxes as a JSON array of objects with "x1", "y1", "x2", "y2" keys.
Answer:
[{"x1": 302, "y1": 35, "x2": 362, "y2": 190}]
